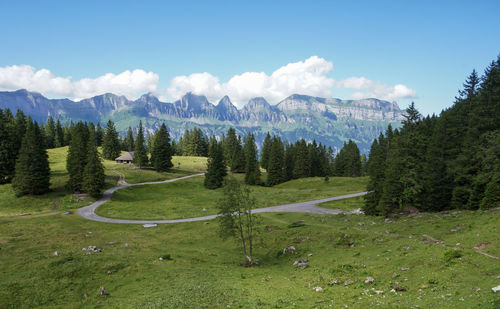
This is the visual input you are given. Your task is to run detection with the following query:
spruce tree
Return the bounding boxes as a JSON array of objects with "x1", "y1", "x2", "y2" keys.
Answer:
[
  {"x1": 126, "y1": 127, "x2": 135, "y2": 152},
  {"x1": 133, "y1": 121, "x2": 149, "y2": 168},
  {"x1": 45, "y1": 117, "x2": 56, "y2": 148},
  {"x1": 204, "y1": 137, "x2": 226, "y2": 189},
  {"x1": 83, "y1": 129, "x2": 105, "y2": 197},
  {"x1": 12, "y1": 121, "x2": 51, "y2": 196},
  {"x1": 66, "y1": 122, "x2": 89, "y2": 192},
  {"x1": 266, "y1": 136, "x2": 284, "y2": 186},
  {"x1": 55, "y1": 119, "x2": 64, "y2": 147},
  {"x1": 293, "y1": 139, "x2": 310, "y2": 179},
  {"x1": 95, "y1": 123, "x2": 104, "y2": 147},
  {"x1": 0, "y1": 109, "x2": 10, "y2": 183},
  {"x1": 102, "y1": 120, "x2": 121, "y2": 160},
  {"x1": 151, "y1": 123, "x2": 173, "y2": 172},
  {"x1": 244, "y1": 133, "x2": 260, "y2": 185},
  {"x1": 260, "y1": 132, "x2": 272, "y2": 170}
]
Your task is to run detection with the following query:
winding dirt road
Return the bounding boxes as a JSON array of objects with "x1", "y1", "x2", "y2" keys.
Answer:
[{"x1": 77, "y1": 173, "x2": 367, "y2": 224}]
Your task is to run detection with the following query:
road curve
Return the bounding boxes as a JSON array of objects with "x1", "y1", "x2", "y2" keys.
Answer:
[{"x1": 78, "y1": 173, "x2": 368, "y2": 224}]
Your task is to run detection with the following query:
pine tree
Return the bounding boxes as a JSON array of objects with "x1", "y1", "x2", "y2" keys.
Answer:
[
  {"x1": 125, "y1": 127, "x2": 135, "y2": 152},
  {"x1": 83, "y1": 129, "x2": 105, "y2": 198},
  {"x1": 266, "y1": 136, "x2": 284, "y2": 186},
  {"x1": 95, "y1": 123, "x2": 104, "y2": 147},
  {"x1": 0, "y1": 109, "x2": 10, "y2": 183},
  {"x1": 293, "y1": 139, "x2": 310, "y2": 179},
  {"x1": 12, "y1": 121, "x2": 51, "y2": 196},
  {"x1": 133, "y1": 121, "x2": 149, "y2": 168},
  {"x1": 66, "y1": 122, "x2": 89, "y2": 192},
  {"x1": 45, "y1": 117, "x2": 56, "y2": 148},
  {"x1": 102, "y1": 120, "x2": 121, "y2": 160},
  {"x1": 55, "y1": 119, "x2": 64, "y2": 147},
  {"x1": 480, "y1": 174, "x2": 500, "y2": 210},
  {"x1": 204, "y1": 137, "x2": 226, "y2": 189},
  {"x1": 260, "y1": 132, "x2": 272, "y2": 170},
  {"x1": 224, "y1": 129, "x2": 245, "y2": 173},
  {"x1": 151, "y1": 123, "x2": 173, "y2": 172},
  {"x1": 244, "y1": 133, "x2": 260, "y2": 185},
  {"x1": 283, "y1": 143, "x2": 295, "y2": 181}
]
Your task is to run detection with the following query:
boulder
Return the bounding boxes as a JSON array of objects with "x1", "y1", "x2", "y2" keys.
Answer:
[
  {"x1": 297, "y1": 263, "x2": 308, "y2": 269},
  {"x1": 99, "y1": 286, "x2": 107, "y2": 296},
  {"x1": 364, "y1": 277, "x2": 375, "y2": 284},
  {"x1": 492, "y1": 285, "x2": 500, "y2": 293},
  {"x1": 283, "y1": 246, "x2": 296, "y2": 255},
  {"x1": 312, "y1": 287, "x2": 323, "y2": 292}
]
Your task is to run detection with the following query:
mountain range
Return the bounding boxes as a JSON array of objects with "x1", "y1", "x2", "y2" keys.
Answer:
[{"x1": 0, "y1": 89, "x2": 404, "y2": 153}]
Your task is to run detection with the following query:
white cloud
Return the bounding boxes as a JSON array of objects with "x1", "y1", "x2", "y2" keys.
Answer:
[
  {"x1": 0, "y1": 58, "x2": 417, "y2": 105},
  {"x1": 166, "y1": 56, "x2": 336, "y2": 107},
  {"x1": 337, "y1": 77, "x2": 417, "y2": 101},
  {"x1": 0, "y1": 65, "x2": 159, "y2": 100}
]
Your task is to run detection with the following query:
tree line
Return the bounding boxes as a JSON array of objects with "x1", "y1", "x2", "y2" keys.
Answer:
[
  {"x1": 364, "y1": 56, "x2": 500, "y2": 215},
  {"x1": 203, "y1": 129, "x2": 366, "y2": 189},
  {"x1": 1, "y1": 109, "x2": 366, "y2": 196}
]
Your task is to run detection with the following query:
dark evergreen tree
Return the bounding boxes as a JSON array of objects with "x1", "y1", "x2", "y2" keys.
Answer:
[
  {"x1": 45, "y1": 117, "x2": 56, "y2": 148},
  {"x1": 66, "y1": 122, "x2": 89, "y2": 192},
  {"x1": 133, "y1": 121, "x2": 149, "y2": 168},
  {"x1": 102, "y1": 120, "x2": 121, "y2": 160},
  {"x1": 260, "y1": 132, "x2": 272, "y2": 170},
  {"x1": 55, "y1": 119, "x2": 64, "y2": 147},
  {"x1": 125, "y1": 127, "x2": 135, "y2": 152},
  {"x1": 95, "y1": 123, "x2": 104, "y2": 147},
  {"x1": 283, "y1": 143, "x2": 295, "y2": 181},
  {"x1": 12, "y1": 121, "x2": 51, "y2": 196},
  {"x1": 244, "y1": 133, "x2": 260, "y2": 185},
  {"x1": 204, "y1": 137, "x2": 226, "y2": 189},
  {"x1": 151, "y1": 123, "x2": 173, "y2": 172},
  {"x1": 266, "y1": 136, "x2": 285, "y2": 186},
  {"x1": 293, "y1": 139, "x2": 310, "y2": 178},
  {"x1": 83, "y1": 129, "x2": 105, "y2": 198}
]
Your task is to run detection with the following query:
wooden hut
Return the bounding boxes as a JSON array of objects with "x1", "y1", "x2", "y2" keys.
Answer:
[{"x1": 115, "y1": 152, "x2": 134, "y2": 164}]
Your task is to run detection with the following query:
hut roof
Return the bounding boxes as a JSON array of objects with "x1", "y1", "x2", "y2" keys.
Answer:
[{"x1": 115, "y1": 152, "x2": 134, "y2": 161}]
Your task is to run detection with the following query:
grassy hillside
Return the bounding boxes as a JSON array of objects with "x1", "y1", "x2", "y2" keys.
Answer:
[
  {"x1": 97, "y1": 176, "x2": 368, "y2": 220},
  {"x1": 0, "y1": 147, "x2": 207, "y2": 217},
  {"x1": 0, "y1": 207, "x2": 498, "y2": 308},
  {"x1": 0, "y1": 146, "x2": 498, "y2": 308}
]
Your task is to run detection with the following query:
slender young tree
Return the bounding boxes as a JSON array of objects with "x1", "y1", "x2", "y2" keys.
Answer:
[
  {"x1": 133, "y1": 121, "x2": 149, "y2": 167},
  {"x1": 151, "y1": 123, "x2": 173, "y2": 172},
  {"x1": 244, "y1": 133, "x2": 260, "y2": 185},
  {"x1": 12, "y1": 121, "x2": 51, "y2": 196},
  {"x1": 83, "y1": 129, "x2": 105, "y2": 197},
  {"x1": 216, "y1": 177, "x2": 259, "y2": 264},
  {"x1": 102, "y1": 120, "x2": 121, "y2": 160}
]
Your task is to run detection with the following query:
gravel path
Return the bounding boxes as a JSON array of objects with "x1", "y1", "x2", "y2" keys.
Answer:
[{"x1": 78, "y1": 173, "x2": 367, "y2": 224}]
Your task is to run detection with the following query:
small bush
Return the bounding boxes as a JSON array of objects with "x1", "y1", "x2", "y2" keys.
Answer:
[
  {"x1": 443, "y1": 249, "x2": 462, "y2": 265},
  {"x1": 160, "y1": 254, "x2": 173, "y2": 260}
]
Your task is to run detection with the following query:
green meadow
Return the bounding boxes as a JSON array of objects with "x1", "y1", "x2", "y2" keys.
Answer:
[{"x1": 0, "y1": 147, "x2": 499, "y2": 308}]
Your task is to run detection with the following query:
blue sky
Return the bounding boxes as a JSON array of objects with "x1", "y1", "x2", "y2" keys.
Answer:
[{"x1": 0, "y1": 0, "x2": 499, "y2": 115}]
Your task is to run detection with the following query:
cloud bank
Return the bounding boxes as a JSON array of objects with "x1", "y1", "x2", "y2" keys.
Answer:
[
  {"x1": 0, "y1": 65, "x2": 158, "y2": 100},
  {"x1": 0, "y1": 57, "x2": 417, "y2": 106},
  {"x1": 166, "y1": 56, "x2": 336, "y2": 107}
]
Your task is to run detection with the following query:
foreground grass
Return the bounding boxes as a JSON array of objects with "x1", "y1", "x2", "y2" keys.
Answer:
[
  {"x1": 97, "y1": 176, "x2": 369, "y2": 220},
  {"x1": 0, "y1": 205, "x2": 498, "y2": 308},
  {"x1": 319, "y1": 196, "x2": 365, "y2": 211},
  {"x1": 0, "y1": 147, "x2": 206, "y2": 217}
]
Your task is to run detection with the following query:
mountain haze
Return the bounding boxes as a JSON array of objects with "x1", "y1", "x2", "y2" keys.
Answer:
[{"x1": 0, "y1": 89, "x2": 404, "y2": 153}]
